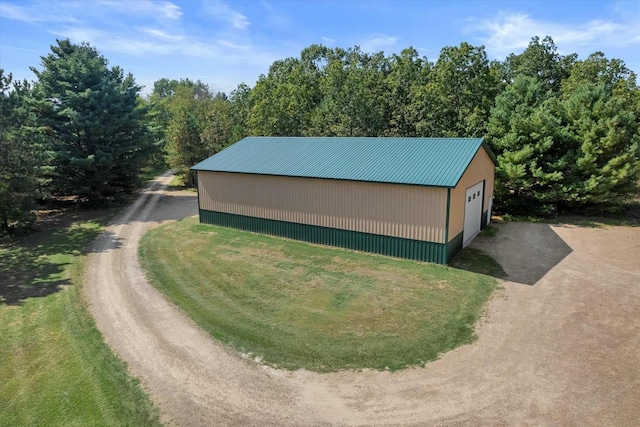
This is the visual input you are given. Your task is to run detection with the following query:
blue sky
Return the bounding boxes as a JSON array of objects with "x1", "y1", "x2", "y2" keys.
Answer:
[{"x1": 1, "y1": 0, "x2": 639, "y2": 96}]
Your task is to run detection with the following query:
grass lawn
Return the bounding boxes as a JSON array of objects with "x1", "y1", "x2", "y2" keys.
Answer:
[
  {"x1": 166, "y1": 174, "x2": 197, "y2": 191},
  {"x1": 139, "y1": 218, "x2": 496, "y2": 372},
  {"x1": 0, "y1": 212, "x2": 160, "y2": 427}
]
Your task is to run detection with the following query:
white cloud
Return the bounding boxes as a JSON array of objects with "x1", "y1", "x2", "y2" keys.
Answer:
[
  {"x1": 48, "y1": 24, "x2": 277, "y2": 69},
  {"x1": 259, "y1": 1, "x2": 291, "y2": 29},
  {"x1": 1, "y1": 0, "x2": 289, "y2": 95},
  {"x1": 49, "y1": 26, "x2": 106, "y2": 45},
  {"x1": 51, "y1": 25, "x2": 215, "y2": 57},
  {"x1": 321, "y1": 37, "x2": 336, "y2": 45},
  {"x1": 359, "y1": 34, "x2": 399, "y2": 53},
  {"x1": 201, "y1": 0, "x2": 249, "y2": 30},
  {"x1": 140, "y1": 27, "x2": 185, "y2": 41},
  {"x1": 0, "y1": 0, "x2": 182, "y2": 24},
  {"x1": 470, "y1": 11, "x2": 640, "y2": 58},
  {"x1": 3, "y1": 0, "x2": 265, "y2": 64},
  {"x1": 0, "y1": 1, "x2": 76, "y2": 23},
  {"x1": 96, "y1": 0, "x2": 182, "y2": 20}
]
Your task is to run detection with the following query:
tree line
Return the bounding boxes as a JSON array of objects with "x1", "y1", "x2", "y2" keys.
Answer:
[
  {"x1": 148, "y1": 36, "x2": 640, "y2": 214},
  {"x1": 1, "y1": 37, "x2": 639, "y2": 233},
  {"x1": 1, "y1": 40, "x2": 155, "y2": 233}
]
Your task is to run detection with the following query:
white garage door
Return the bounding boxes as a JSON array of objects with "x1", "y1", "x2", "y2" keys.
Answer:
[{"x1": 463, "y1": 181, "x2": 484, "y2": 247}]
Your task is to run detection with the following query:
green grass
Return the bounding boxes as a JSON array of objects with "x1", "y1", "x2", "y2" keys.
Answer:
[
  {"x1": 450, "y1": 248, "x2": 507, "y2": 278},
  {"x1": 480, "y1": 223, "x2": 498, "y2": 237},
  {"x1": 139, "y1": 218, "x2": 496, "y2": 372},
  {"x1": 498, "y1": 198, "x2": 640, "y2": 227},
  {"x1": 0, "y1": 212, "x2": 160, "y2": 427},
  {"x1": 139, "y1": 162, "x2": 169, "y2": 184},
  {"x1": 166, "y1": 174, "x2": 196, "y2": 191},
  {"x1": 168, "y1": 174, "x2": 185, "y2": 187}
]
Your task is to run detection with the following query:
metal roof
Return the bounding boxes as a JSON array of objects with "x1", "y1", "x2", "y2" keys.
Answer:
[{"x1": 191, "y1": 137, "x2": 495, "y2": 188}]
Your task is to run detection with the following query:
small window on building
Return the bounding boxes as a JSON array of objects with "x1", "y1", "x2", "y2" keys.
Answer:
[
  {"x1": 473, "y1": 194, "x2": 476, "y2": 199},
  {"x1": 477, "y1": 191, "x2": 481, "y2": 196},
  {"x1": 468, "y1": 196, "x2": 471, "y2": 202}
]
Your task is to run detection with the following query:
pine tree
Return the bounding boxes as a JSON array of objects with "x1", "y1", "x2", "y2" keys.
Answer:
[
  {"x1": 560, "y1": 59, "x2": 640, "y2": 206},
  {"x1": 0, "y1": 70, "x2": 46, "y2": 233},
  {"x1": 488, "y1": 46, "x2": 640, "y2": 213},
  {"x1": 30, "y1": 39, "x2": 153, "y2": 203},
  {"x1": 488, "y1": 76, "x2": 570, "y2": 213}
]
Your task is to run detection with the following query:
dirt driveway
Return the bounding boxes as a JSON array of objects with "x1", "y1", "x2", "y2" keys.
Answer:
[{"x1": 85, "y1": 174, "x2": 640, "y2": 426}]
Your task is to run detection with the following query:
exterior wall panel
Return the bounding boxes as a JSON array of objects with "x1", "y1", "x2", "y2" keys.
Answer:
[
  {"x1": 198, "y1": 171, "x2": 448, "y2": 243},
  {"x1": 199, "y1": 210, "x2": 447, "y2": 264},
  {"x1": 448, "y1": 148, "x2": 495, "y2": 242}
]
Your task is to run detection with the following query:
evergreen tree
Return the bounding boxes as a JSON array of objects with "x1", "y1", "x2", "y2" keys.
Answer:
[
  {"x1": 488, "y1": 76, "x2": 569, "y2": 213},
  {"x1": 0, "y1": 70, "x2": 46, "y2": 233},
  {"x1": 30, "y1": 39, "x2": 153, "y2": 202},
  {"x1": 559, "y1": 56, "x2": 640, "y2": 206},
  {"x1": 488, "y1": 46, "x2": 640, "y2": 213}
]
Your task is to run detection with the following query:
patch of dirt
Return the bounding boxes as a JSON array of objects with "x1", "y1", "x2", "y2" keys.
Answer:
[{"x1": 85, "y1": 176, "x2": 640, "y2": 426}]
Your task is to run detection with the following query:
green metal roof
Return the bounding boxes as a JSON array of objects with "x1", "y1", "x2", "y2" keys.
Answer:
[{"x1": 191, "y1": 137, "x2": 495, "y2": 188}]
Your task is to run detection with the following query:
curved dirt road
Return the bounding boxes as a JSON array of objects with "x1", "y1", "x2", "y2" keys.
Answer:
[{"x1": 86, "y1": 174, "x2": 640, "y2": 426}]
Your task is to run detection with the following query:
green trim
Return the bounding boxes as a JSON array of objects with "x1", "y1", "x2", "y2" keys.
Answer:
[
  {"x1": 445, "y1": 189, "x2": 451, "y2": 244},
  {"x1": 199, "y1": 209, "x2": 447, "y2": 264},
  {"x1": 446, "y1": 231, "x2": 464, "y2": 262},
  {"x1": 195, "y1": 171, "x2": 202, "y2": 223},
  {"x1": 481, "y1": 140, "x2": 498, "y2": 165},
  {"x1": 480, "y1": 180, "x2": 486, "y2": 229}
]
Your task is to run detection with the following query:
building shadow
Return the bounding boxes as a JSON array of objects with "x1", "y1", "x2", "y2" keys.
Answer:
[{"x1": 453, "y1": 222, "x2": 573, "y2": 286}]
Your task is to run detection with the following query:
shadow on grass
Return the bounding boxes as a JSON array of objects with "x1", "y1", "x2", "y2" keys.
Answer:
[
  {"x1": 1, "y1": 172, "x2": 198, "y2": 306},
  {"x1": 0, "y1": 211, "x2": 122, "y2": 306},
  {"x1": 450, "y1": 247, "x2": 508, "y2": 279}
]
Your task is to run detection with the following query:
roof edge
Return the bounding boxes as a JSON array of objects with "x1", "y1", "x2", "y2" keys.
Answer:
[
  {"x1": 193, "y1": 169, "x2": 456, "y2": 188},
  {"x1": 450, "y1": 139, "x2": 497, "y2": 188},
  {"x1": 481, "y1": 139, "x2": 498, "y2": 165}
]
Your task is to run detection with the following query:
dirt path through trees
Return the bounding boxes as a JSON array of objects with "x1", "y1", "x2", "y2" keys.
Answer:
[{"x1": 85, "y1": 175, "x2": 640, "y2": 426}]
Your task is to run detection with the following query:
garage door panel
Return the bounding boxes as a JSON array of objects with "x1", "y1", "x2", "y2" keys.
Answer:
[{"x1": 463, "y1": 181, "x2": 483, "y2": 247}]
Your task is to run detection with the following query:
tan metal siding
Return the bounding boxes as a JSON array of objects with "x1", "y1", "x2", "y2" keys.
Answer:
[
  {"x1": 198, "y1": 172, "x2": 448, "y2": 243},
  {"x1": 449, "y1": 147, "x2": 495, "y2": 242}
]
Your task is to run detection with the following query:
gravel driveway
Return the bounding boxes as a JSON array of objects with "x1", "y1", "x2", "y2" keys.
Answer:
[{"x1": 85, "y1": 174, "x2": 640, "y2": 426}]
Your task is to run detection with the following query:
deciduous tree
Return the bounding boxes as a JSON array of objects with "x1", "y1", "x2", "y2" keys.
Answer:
[
  {"x1": 164, "y1": 83, "x2": 233, "y2": 186},
  {"x1": 502, "y1": 36, "x2": 576, "y2": 93},
  {"x1": 415, "y1": 43, "x2": 500, "y2": 137}
]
